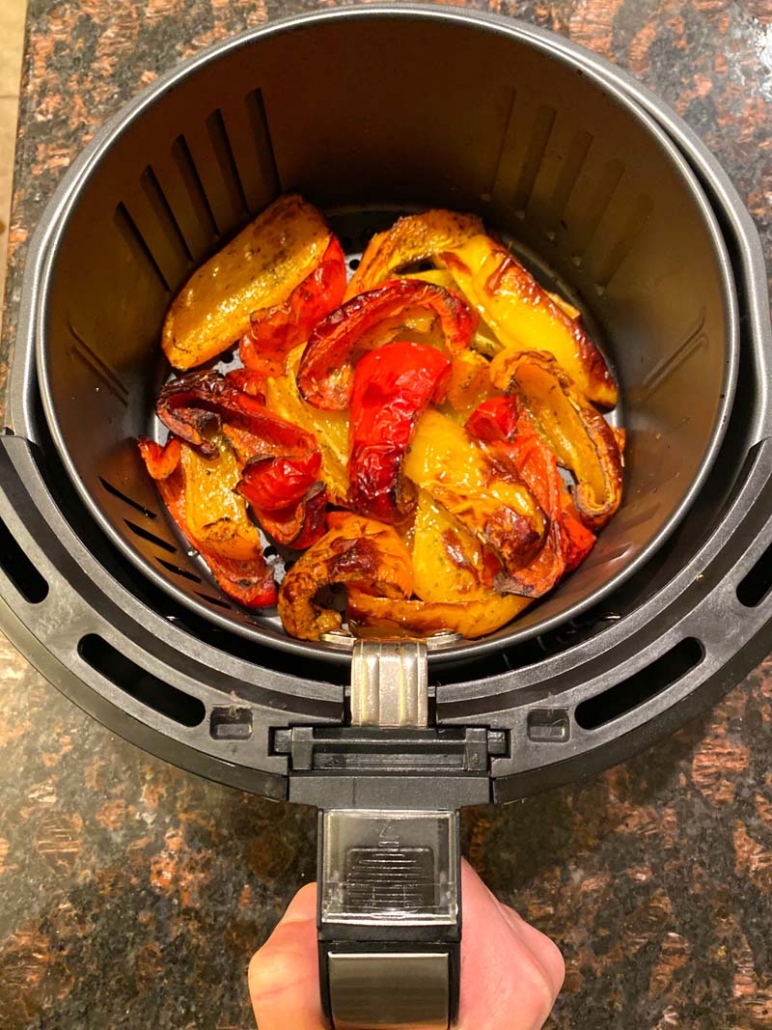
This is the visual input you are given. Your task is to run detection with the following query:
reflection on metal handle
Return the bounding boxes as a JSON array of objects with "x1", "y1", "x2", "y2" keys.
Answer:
[{"x1": 351, "y1": 638, "x2": 428, "y2": 729}]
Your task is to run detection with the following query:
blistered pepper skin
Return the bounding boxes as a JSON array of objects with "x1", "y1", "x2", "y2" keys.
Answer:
[
  {"x1": 297, "y1": 278, "x2": 476, "y2": 411},
  {"x1": 440, "y1": 236, "x2": 618, "y2": 409},
  {"x1": 162, "y1": 195, "x2": 336, "y2": 370},
  {"x1": 138, "y1": 437, "x2": 277, "y2": 608},
  {"x1": 277, "y1": 513, "x2": 414, "y2": 640},
  {"x1": 348, "y1": 341, "x2": 451, "y2": 524},
  {"x1": 346, "y1": 209, "x2": 484, "y2": 298},
  {"x1": 490, "y1": 350, "x2": 624, "y2": 531}
]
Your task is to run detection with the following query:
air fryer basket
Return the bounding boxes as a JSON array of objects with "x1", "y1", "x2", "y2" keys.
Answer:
[
  {"x1": 1, "y1": 7, "x2": 772, "y2": 1029},
  {"x1": 32, "y1": 10, "x2": 736, "y2": 660}
]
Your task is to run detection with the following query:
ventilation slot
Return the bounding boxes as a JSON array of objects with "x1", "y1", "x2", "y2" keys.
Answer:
[
  {"x1": 156, "y1": 557, "x2": 202, "y2": 584},
  {"x1": 737, "y1": 539, "x2": 772, "y2": 608},
  {"x1": 545, "y1": 130, "x2": 593, "y2": 240},
  {"x1": 79, "y1": 634, "x2": 205, "y2": 727},
  {"x1": 593, "y1": 193, "x2": 653, "y2": 292},
  {"x1": 125, "y1": 519, "x2": 177, "y2": 555},
  {"x1": 0, "y1": 515, "x2": 49, "y2": 603},
  {"x1": 206, "y1": 108, "x2": 248, "y2": 218},
  {"x1": 512, "y1": 105, "x2": 557, "y2": 216},
  {"x1": 570, "y1": 158, "x2": 625, "y2": 264},
  {"x1": 171, "y1": 133, "x2": 219, "y2": 241},
  {"x1": 114, "y1": 202, "x2": 171, "y2": 293},
  {"x1": 99, "y1": 477, "x2": 156, "y2": 519},
  {"x1": 141, "y1": 165, "x2": 194, "y2": 264},
  {"x1": 246, "y1": 88, "x2": 280, "y2": 192},
  {"x1": 68, "y1": 323, "x2": 129, "y2": 406},
  {"x1": 575, "y1": 637, "x2": 703, "y2": 730}
]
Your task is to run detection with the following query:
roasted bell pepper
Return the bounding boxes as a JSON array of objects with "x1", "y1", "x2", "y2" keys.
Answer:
[
  {"x1": 347, "y1": 590, "x2": 530, "y2": 640},
  {"x1": 297, "y1": 279, "x2": 476, "y2": 411},
  {"x1": 443, "y1": 350, "x2": 495, "y2": 419},
  {"x1": 375, "y1": 489, "x2": 532, "y2": 636},
  {"x1": 346, "y1": 209, "x2": 484, "y2": 298},
  {"x1": 156, "y1": 371, "x2": 327, "y2": 548},
  {"x1": 439, "y1": 235, "x2": 618, "y2": 409},
  {"x1": 162, "y1": 195, "x2": 341, "y2": 370},
  {"x1": 264, "y1": 346, "x2": 350, "y2": 505},
  {"x1": 224, "y1": 368, "x2": 267, "y2": 398},
  {"x1": 239, "y1": 235, "x2": 347, "y2": 378},
  {"x1": 348, "y1": 341, "x2": 451, "y2": 524},
  {"x1": 403, "y1": 409, "x2": 546, "y2": 586},
  {"x1": 490, "y1": 350, "x2": 624, "y2": 530},
  {"x1": 138, "y1": 437, "x2": 277, "y2": 608},
  {"x1": 277, "y1": 512, "x2": 413, "y2": 640},
  {"x1": 467, "y1": 396, "x2": 595, "y2": 594}
]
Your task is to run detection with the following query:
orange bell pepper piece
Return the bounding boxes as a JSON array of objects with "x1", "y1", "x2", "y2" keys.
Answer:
[
  {"x1": 346, "y1": 209, "x2": 484, "y2": 299},
  {"x1": 277, "y1": 512, "x2": 413, "y2": 640},
  {"x1": 138, "y1": 437, "x2": 277, "y2": 608},
  {"x1": 490, "y1": 350, "x2": 624, "y2": 530}
]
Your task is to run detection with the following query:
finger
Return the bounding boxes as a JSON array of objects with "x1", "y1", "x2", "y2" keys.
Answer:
[
  {"x1": 458, "y1": 861, "x2": 561, "y2": 1030},
  {"x1": 249, "y1": 883, "x2": 323, "y2": 1030},
  {"x1": 501, "y1": 905, "x2": 565, "y2": 999}
]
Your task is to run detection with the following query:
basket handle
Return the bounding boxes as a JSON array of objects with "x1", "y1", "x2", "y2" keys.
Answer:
[
  {"x1": 317, "y1": 639, "x2": 462, "y2": 1029},
  {"x1": 318, "y1": 807, "x2": 461, "y2": 1029}
]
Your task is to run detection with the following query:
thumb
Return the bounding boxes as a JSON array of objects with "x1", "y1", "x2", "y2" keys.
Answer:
[{"x1": 249, "y1": 883, "x2": 323, "y2": 1030}]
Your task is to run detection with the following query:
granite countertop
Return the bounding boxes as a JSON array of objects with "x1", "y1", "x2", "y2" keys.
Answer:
[{"x1": 1, "y1": 2, "x2": 772, "y2": 1028}]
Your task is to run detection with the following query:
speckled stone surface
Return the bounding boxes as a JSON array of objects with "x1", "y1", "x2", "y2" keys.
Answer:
[{"x1": 1, "y1": 2, "x2": 772, "y2": 1028}]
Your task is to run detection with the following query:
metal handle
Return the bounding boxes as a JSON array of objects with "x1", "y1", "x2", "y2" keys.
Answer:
[{"x1": 317, "y1": 638, "x2": 462, "y2": 1029}]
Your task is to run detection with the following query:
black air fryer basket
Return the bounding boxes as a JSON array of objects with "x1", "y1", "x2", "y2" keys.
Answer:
[{"x1": 1, "y1": 7, "x2": 771, "y2": 1027}]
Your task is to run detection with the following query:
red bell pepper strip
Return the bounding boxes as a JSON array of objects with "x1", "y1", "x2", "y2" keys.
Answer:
[
  {"x1": 156, "y1": 371, "x2": 327, "y2": 548},
  {"x1": 237, "y1": 451, "x2": 328, "y2": 549},
  {"x1": 348, "y1": 341, "x2": 451, "y2": 524},
  {"x1": 240, "y1": 235, "x2": 347, "y2": 378},
  {"x1": 247, "y1": 481, "x2": 329, "y2": 552},
  {"x1": 467, "y1": 396, "x2": 595, "y2": 594},
  {"x1": 137, "y1": 438, "x2": 277, "y2": 608},
  {"x1": 297, "y1": 278, "x2": 477, "y2": 411},
  {"x1": 224, "y1": 368, "x2": 266, "y2": 398}
]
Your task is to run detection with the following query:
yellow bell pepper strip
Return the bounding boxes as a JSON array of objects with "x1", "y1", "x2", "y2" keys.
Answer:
[
  {"x1": 162, "y1": 194, "x2": 342, "y2": 370},
  {"x1": 403, "y1": 409, "x2": 546, "y2": 589},
  {"x1": 346, "y1": 589, "x2": 530, "y2": 640},
  {"x1": 490, "y1": 350, "x2": 624, "y2": 531},
  {"x1": 156, "y1": 371, "x2": 328, "y2": 548},
  {"x1": 264, "y1": 346, "x2": 350, "y2": 505},
  {"x1": 138, "y1": 437, "x2": 277, "y2": 608},
  {"x1": 239, "y1": 234, "x2": 347, "y2": 379},
  {"x1": 297, "y1": 279, "x2": 476, "y2": 411},
  {"x1": 466, "y1": 396, "x2": 596, "y2": 595},
  {"x1": 443, "y1": 350, "x2": 496, "y2": 420},
  {"x1": 438, "y1": 235, "x2": 618, "y2": 409},
  {"x1": 348, "y1": 341, "x2": 451, "y2": 524},
  {"x1": 277, "y1": 512, "x2": 413, "y2": 640},
  {"x1": 374, "y1": 490, "x2": 530, "y2": 637},
  {"x1": 346, "y1": 209, "x2": 484, "y2": 299}
]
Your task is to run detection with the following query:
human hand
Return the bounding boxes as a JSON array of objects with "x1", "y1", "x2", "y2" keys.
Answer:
[{"x1": 249, "y1": 858, "x2": 564, "y2": 1029}]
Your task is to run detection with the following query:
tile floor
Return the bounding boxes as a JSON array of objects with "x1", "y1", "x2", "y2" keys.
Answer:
[{"x1": 0, "y1": 0, "x2": 27, "y2": 314}]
